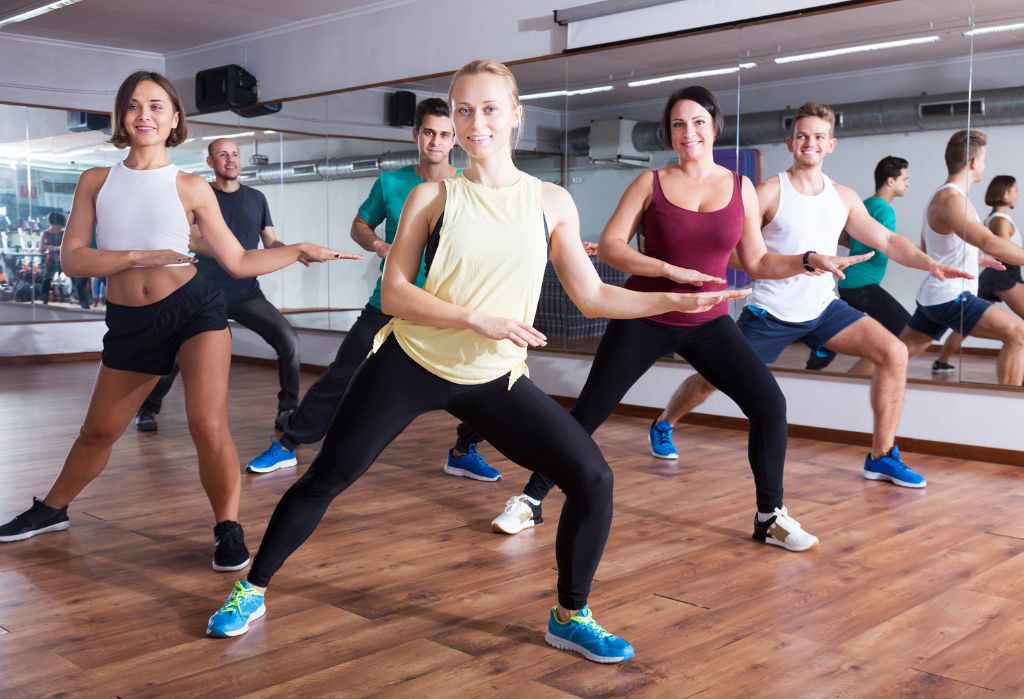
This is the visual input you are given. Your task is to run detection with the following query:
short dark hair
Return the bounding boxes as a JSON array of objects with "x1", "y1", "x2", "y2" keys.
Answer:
[
  {"x1": 944, "y1": 129, "x2": 986, "y2": 174},
  {"x1": 414, "y1": 97, "x2": 450, "y2": 130},
  {"x1": 108, "y1": 71, "x2": 187, "y2": 149},
  {"x1": 661, "y1": 86, "x2": 724, "y2": 146},
  {"x1": 47, "y1": 211, "x2": 66, "y2": 226},
  {"x1": 873, "y1": 156, "x2": 909, "y2": 190},
  {"x1": 985, "y1": 175, "x2": 1016, "y2": 207}
]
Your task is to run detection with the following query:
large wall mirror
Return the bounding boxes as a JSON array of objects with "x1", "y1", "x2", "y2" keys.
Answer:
[{"x1": 4, "y1": 0, "x2": 1023, "y2": 392}]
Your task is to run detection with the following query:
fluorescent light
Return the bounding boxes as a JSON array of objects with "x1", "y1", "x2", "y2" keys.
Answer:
[
  {"x1": 963, "y1": 22, "x2": 1024, "y2": 37},
  {"x1": 627, "y1": 63, "x2": 756, "y2": 88},
  {"x1": 0, "y1": 0, "x2": 84, "y2": 28},
  {"x1": 201, "y1": 131, "x2": 255, "y2": 140},
  {"x1": 520, "y1": 85, "x2": 615, "y2": 101},
  {"x1": 774, "y1": 35, "x2": 940, "y2": 64},
  {"x1": 262, "y1": 130, "x2": 278, "y2": 134}
]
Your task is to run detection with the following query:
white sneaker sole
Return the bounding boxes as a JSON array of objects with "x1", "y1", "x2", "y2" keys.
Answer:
[
  {"x1": 212, "y1": 555, "x2": 251, "y2": 572},
  {"x1": 246, "y1": 457, "x2": 298, "y2": 474},
  {"x1": 443, "y1": 463, "x2": 501, "y2": 482},
  {"x1": 648, "y1": 435, "x2": 678, "y2": 460},
  {"x1": 765, "y1": 535, "x2": 820, "y2": 552},
  {"x1": 544, "y1": 631, "x2": 632, "y2": 663},
  {"x1": 207, "y1": 604, "x2": 266, "y2": 637},
  {"x1": 491, "y1": 517, "x2": 537, "y2": 535},
  {"x1": 0, "y1": 520, "x2": 70, "y2": 543},
  {"x1": 862, "y1": 470, "x2": 927, "y2": 488}
]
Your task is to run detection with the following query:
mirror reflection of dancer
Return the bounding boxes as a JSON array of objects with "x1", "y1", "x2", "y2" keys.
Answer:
[
  {"x1": 658, "y1": 103, "x2": 970, "y2": 489},
  {"x1": 134, "y1": 138, "x2": 303, "y2": 434},
  {"x1": 492, "y1": 87, "x2": 870, "y2": 551},
  {"x1": 207, "y1": 60, "x2": 749, "y2": 664},
  {"x1": 931, "y1": 174, "x2": 1024, "y2": 373},
  {"x1": 900, "y1": 132, "x2": 1024, "y2": 386},
  {"x1": 245, "y1": 98, "x2": 501, "y2": 481},
  {"x1": 0, "y1": 72, "x2": 357, "y2": 574}
]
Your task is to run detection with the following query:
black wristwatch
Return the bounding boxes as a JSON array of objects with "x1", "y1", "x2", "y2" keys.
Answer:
[{"x1": 802, "y1": 250, "x2": 817, "y2": 273}]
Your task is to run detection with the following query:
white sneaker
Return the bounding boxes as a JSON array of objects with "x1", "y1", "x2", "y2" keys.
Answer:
[
  {"x1": 491, "y1": 495, "x2": 543, "y2": 535},
  {"x1": 753, "y1": 506, "x2": 819, "y2": 552}
]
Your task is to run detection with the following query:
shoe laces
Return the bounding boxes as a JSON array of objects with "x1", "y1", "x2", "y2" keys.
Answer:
[
  {"x1": 773, "y1": 507, "x2": 803, "y2": 530},
  {"x1": 651, "y1": 422, "x2": 672, "y2": 447},
  {"x1": 502, "y1": 496, "x2": 523, "y2": 514},
  {"x1": 573, "y1": 610, "x2": 613, "y2": 640},
  {"x1": 221, "y1": 581, "x2": 260, "y2": 615}
]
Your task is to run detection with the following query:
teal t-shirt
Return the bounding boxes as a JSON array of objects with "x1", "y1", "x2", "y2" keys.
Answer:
[
  {"x1": 839, "y1": 196, "x2": 893, "y2": 289},
  {"x1": 357, "y1": 165, "x2": 430, "y2": 309}
]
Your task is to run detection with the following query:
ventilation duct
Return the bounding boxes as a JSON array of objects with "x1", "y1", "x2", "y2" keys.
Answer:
[
  {"x1": 232, "y1": 149, "x2": 420, "y2": 185},
  {"x1": 565, "y1": 86, "x2": 1024, "y2": 156}
]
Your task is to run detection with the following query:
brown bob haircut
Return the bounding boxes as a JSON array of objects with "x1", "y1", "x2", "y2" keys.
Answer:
[
  {"x1": 984, "y1": 175, "x2": 1016, "y2": 207},
  {"x1": 943, "y1": 129, "x2": 986, "y2": 175},
  {"x1": 661, "y1": 85, "x2": 725, "y2": 146},
  {"x1": 108, "y1": 71, "x2": 188, "y2": 149}
]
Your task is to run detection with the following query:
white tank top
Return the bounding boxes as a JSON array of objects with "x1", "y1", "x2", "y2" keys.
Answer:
[
  {"x1": 747, "y1": 170, "x2": 848, "y2": 322},
  {"x1": 916, "y1": 183, "x2": 979, "y2": 306},
  {"x1": 985, "y1": 212, "x2": 1023, "y2": 248},
  {"x1": 95, "y1": 161, "x2": 191, "y2": 264}
]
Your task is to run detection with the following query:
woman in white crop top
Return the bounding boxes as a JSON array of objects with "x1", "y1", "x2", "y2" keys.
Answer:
[{"x1": 0, "y1": 71, "x2": 358, "y2": 569}]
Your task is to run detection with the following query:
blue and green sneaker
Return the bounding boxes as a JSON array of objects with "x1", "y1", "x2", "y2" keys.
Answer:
[
  {"x1": 545, "y1": 605, "x2": 635, "y2": 663},
  {"x1": 207, "y1": 580, "x2": 266, "y2": 637}
]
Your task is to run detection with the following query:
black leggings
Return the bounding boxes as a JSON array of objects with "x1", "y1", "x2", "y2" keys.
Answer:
[
  {"x1": 279, "y1": 304, "x2": 479, "y2": 452},
  {"x1": 838, "y1": 284, "x2": 910, "y2": 337},
  {"x1": 248, "y1": 336, "x2": 612, "y2": 610},
  {"x1": 522, "y1": 315, "x2": 786, "y2": 513}
]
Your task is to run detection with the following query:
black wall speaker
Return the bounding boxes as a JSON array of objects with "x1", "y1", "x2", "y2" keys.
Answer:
[
  {"x1": 195, "y1": 64, "x2": 259, "y2": 113},
  {"x1": 67, "y1": 112, "x2": 111, "y2": 134},
  {"x1": 388, "y1": 91, "x2": 417, "y2": 127},
  {"x1": 232, "y1": 102, "x2": 283, "y2": 119}
]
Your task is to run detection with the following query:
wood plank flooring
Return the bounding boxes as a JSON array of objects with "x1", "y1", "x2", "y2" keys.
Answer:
[{"x1": 1, "y1": 361, "x2": 1023, "y2": 697}]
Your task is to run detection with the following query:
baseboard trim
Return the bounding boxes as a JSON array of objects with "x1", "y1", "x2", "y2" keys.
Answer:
[
  {"x1": 0, "y1": 351, "x2": 101, "y2": 365},
  {"x1": 549, "y1": 396, "x2": 1023, "y2": 467}
]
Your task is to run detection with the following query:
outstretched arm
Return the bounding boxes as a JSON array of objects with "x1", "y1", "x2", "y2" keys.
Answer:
[
  {"x1": 737, "y1": 176, "x2": 872, "y2": 280},
  {"x1": 935, "y1": 196, "x2": 1024, "y2": 266},
  {"x1": 841, "y1": 185, "x2": 974, "y2": 280},
  {"x1": 550, "y1": 183, "x2": 749, "y2": 318},
  {"x1": 185, "y1": 175, "x2": 357, "y2": 278}
]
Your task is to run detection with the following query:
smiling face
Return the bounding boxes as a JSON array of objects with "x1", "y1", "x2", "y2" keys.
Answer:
[
  {"x1": 787, "y1": 116, "x2": 836, "y2": 167},
  {"x1": 669, "y1": 99, "x2": 717, "y2": 162},
  {"x1": 122, "y1": 79, "x2": 179, "y2": 149},
  {"x1": 449, "y1": 71, "x2": 522, "y2": 159},
  {"x1": 207, "y1": 139, "x2": 241, "y2": 180},
  {"x1": 414, "y1": 114, "x2": 456, "y2": 165}
]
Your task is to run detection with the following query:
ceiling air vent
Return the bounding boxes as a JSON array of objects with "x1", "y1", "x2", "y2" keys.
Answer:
[{"x1": 919, "y1": 99, "x2": 985, "y2": 118}]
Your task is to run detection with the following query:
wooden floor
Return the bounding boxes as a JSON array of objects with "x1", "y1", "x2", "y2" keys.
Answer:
[{"x1": 2, "y1": 361, "x2": 1024, "y2": 697}]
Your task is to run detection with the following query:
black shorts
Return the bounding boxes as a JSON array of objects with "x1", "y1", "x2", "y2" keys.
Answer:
[
  {"x1": 978, "y1": 265, "x2": 1023, "y2": 302},
  {"x1": 102, "y1": 275, "x2": 228, "y2": 375}
]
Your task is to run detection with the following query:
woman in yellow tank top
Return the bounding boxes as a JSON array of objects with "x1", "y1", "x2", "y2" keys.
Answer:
[{"x1": 207, "y1": 59, "x2": 749, "y2": 663}]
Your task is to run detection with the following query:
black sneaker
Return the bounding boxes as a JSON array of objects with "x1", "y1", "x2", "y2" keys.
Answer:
[
  {"x1": 931, "y1": 360, "x2": 956, "y2": 374},
  {"x1": 0, "y1": 497, "x2": 70, "y2": 542},
  {"x1": 805, "y1": 348, "x2": 837, "y2": 371},
  {"x1": 212, "y1": 520, "x2": 250, "y2": 572},
  {"x1": 274, "y1": 408, "x2": 295, "y2": 432},
  {"x1": 135, "y1": 409, "x2": 158, "y2": 432}
]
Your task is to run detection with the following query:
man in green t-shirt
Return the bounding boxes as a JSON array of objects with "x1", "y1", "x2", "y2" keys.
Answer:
[
  {"x1": 806, "y1": 156, "x2": 911, "y2": 370},
  {"x1": 247, "y1": 98, "x2": 501, "y2": 481}
]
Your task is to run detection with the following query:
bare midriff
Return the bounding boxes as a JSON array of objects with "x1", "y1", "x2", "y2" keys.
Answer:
[{"x1": 106, "y1": 265, "x2": 197, "y2": 306}]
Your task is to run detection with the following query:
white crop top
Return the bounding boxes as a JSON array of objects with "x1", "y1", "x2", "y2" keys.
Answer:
[{"x1": 95, "y1": 161, "x2": 191, "y2": 263}]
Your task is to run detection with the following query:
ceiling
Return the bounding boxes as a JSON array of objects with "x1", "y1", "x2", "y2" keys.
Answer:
[{"x1": 0, "y1": 0, "x2": 417, "y2": 52}]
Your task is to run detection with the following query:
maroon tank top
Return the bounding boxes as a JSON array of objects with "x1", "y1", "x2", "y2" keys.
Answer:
[{"x1": 623, "y1": 168, "x2": 744, "y2": 327}]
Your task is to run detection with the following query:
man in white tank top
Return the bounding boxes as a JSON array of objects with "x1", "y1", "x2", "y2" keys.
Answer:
[
  {"x1": 900, "y1": 130, "x2": 1024, "y2": 386},
  {"x1": 666, "y1": 103, "x2": 970, "y2": 489}
]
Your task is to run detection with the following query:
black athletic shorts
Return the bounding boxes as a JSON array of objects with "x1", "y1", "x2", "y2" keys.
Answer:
[
  {"x1": 102, "y1": 275, "x2": 228, "y2": 375},
  {"x1": 978, "y1": 265, "x2": 1022, "y2": 302}
]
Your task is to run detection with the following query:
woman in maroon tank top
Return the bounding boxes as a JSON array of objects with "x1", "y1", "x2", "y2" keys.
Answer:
[{"x1": 493, "y1": 87, "x2": 856, "y2": 551}]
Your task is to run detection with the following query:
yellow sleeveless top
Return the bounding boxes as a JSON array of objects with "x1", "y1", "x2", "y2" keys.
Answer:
[{"x1": 372, "y1": 172, "x2": 548, "y2": 388}]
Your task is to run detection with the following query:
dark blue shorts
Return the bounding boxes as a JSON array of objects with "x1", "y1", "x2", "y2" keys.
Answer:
[
  {"x1": 737, "y1": 299, "x2": 866, "y2": 364},
  {"x1": 907, "y1": 291, "x2": 991, "y2": 340}
]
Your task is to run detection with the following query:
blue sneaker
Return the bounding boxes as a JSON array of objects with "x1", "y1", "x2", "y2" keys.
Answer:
[
  {"x1": 246, "y1": 439, "x2": 298, "y2": 474},
  {"x1": 443, "y1": 444, "x2": 501, "y2": 482},
  {"x1": 545, "y1": 605, "x2": 635, "y2": 663},
  {"x1": 207, "y1": 580, "x2": 266, "y2": 637},
  {"x1": 862, "y1": 445, "x2": 926, "y2": 488},
  {"x1": 649, "y1": 420, "x2": 678, "y2": 459}
]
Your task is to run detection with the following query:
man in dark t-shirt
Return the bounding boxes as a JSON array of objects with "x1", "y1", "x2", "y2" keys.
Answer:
[{"x1": 135, "y1": 138, "x2": 301, "y2": 432}]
